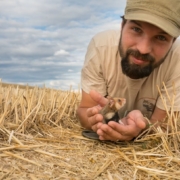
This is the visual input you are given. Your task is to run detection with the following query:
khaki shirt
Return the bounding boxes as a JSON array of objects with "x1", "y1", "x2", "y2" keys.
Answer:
[{"x1": 81, "y1": 30, "x2": 180, "y2": 118}]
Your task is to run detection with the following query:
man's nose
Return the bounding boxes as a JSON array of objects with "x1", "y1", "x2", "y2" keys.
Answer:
[{"x1": 136, "y1": 37, "x2": 152, "y2": 54}]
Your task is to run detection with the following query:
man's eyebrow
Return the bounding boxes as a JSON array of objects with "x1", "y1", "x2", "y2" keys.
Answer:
[{"x1": 129, "y1": 20, "x2": 142, "y2": 27}]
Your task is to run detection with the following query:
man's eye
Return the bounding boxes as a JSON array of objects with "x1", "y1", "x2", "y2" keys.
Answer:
[
  {"x1": 156, "y1": 35, "x2": 166, "y2": 41},
  {"x1": 132, "y1": 27, "x2": 141, "y2": 33}
]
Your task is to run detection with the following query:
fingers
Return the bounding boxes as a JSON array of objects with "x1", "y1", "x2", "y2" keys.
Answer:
[
  {"x1": 97, "y1": 124, "x2": 133, "y2": 141},
  {"x1": 86, "y1": 105, "x2": 101, "y2": 117},
  {"x1": 92, "y1": 122, "x2": 103, "y2": 132},
  {"x1": 126, "y1": 110, "x2": 147, "y2": 130},
  {"x1": 135, "y1": 117, "x2": 147, "y2": 129},
  {"x1": 109, "y1": 120, "x2": 141, "y2": 137},
  {"x1": 97, "y1": 123, "x2": 134, "y2": 141},
  {"x1": 89, "y1": 90, "x2": 108, "y2": 107},
  {"x1": 86, "y1": 90, "x2": 108, "y2": 132},
  {"x1": 86, "y1": 105, "x2": 103, "y2": 132}
]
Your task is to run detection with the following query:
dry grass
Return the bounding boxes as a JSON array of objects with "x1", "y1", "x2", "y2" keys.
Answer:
[{"x1": 0, "y1": 81, "x2": 180, "y2": 180}]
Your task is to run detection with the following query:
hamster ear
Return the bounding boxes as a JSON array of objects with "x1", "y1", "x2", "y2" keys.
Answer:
[
  {"x1": 106, "y1": 96, "x2": 111, "y2": 100},
  {"x1": 109, "y1": 99, "x2": 115, "y2": 108},
  {"x1": 107, "y1": 96, "x2": 114, "y2": 101}
]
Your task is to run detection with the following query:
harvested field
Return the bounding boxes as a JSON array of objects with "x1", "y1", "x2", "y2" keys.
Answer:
[{"x1": 0, "y1": 81, "x2": 180, "y2": 180}]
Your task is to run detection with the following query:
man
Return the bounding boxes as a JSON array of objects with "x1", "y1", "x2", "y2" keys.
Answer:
[{"x1": 77, "y1": 0, "x2": 180, "y2": 142}]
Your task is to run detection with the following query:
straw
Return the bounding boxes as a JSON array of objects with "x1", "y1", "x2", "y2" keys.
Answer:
[{"x1": 0, "y1": 81, "x2": 180, "y2": 179}]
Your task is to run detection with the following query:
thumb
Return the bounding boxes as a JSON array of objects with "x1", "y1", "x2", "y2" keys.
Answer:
[
  {"x1": 135, "y1": 117, "x2": 147, "y2": 130},
  {"x1": 89, "y1": 90, "x2": 108, "y2": 107}
]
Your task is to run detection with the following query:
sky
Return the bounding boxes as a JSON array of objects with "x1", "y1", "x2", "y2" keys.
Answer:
[{"x1": 0, "y1": 0, "x2": 126, "y2": 91}]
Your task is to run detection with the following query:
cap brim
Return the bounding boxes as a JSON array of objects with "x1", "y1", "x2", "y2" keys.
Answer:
[{"x1": 125, "y1": 12, "x2": 179, "y2": 37}]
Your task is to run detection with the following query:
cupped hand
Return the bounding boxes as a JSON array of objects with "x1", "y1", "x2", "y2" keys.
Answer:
[
  {"x1": 86, "y1": 90, "x2": 108, "y2": 131},
  {"x1": 96, "y1": 110, "x2": 147, "y2": 141},
  {"x1": 86, "y1": 105, "x2": 103, "y2": 132}
]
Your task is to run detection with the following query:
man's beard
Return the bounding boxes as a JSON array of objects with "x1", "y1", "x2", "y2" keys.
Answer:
[{"x1": 119, "y1": 39, "x2": 168, "y2": 79}]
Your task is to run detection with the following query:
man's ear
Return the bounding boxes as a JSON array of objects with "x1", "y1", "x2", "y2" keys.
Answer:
[
  {"x1": 121, "y1": 18, "x2": 126, "y2": 29},
  {"x1": 173, "y1": 38, "x2": 177, "y2": 43}
]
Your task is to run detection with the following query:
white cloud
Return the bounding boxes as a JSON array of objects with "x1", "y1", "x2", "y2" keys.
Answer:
[
  {"x1": 54, "y1": 49, "x2": 70, "y2": 56},
  {"x1": 49, "y1": 80, "x2": 80, "y2": 91}
]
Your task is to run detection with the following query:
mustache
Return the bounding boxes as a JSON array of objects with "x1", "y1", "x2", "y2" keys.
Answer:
[{"x1": 127, "y1": 49, "x2": 155, "y2": 62}]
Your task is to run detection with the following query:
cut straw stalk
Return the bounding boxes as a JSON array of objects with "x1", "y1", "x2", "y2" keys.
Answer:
[
  {"x1": 34, "y1": 149, "x2": 67, "y2": 160},
  {"x1": 135, "y1": 165, "x2": 180, "y2": 179},
  {"x1": 29, "y1": 174, "x2": 39, "y2": 180},
  {"x1": 0, "y1": 145, "x2": 44, "y2": 151},
  {"x1": 116, "y1": 149, "x2": 135, "y2": 166},
  {"x1": 91, "y1": 157, "x2": 118, "y2": 179},
  {"x1": 31, "y1": 90, "x2": 46, "y2": 123},
  {"x1": 3, "y1": 128, "x2": 23, "y2": 145},
  {"x1": 157, "y1": 85, "x2": 170, "y2": 117},
  {"x1": 0, "y1": 171, "x2": 12, "y2": 180},
  {"x1": 15, "y1": 94, "x2": 44, "y2": 132},
  {"x1": 107, "y1": 170, "x2": 114, "y2": 180},
  {"x1": 3, "y1": 151, "x2": 41, "y2": 166},
  {"x1": 156, "y1": 127, "x2": 173, "y2": 156},
  {"x1": 55, "y1": 92, "x2": 70, "y2": 124}
]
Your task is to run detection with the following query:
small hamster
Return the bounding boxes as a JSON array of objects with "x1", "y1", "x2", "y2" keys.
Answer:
[{"x1": 100, "y1": 96, "x2": 126, "y2": 124}]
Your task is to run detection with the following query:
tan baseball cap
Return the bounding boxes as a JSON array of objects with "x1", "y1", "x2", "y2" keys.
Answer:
[{"x1": 124, "y1": 0, "x2": 180, "y2": 37}]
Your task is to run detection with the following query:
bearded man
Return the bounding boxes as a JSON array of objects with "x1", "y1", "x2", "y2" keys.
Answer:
[{"x1": 77, "y1": 0, "x2": 180, "y2": 142}]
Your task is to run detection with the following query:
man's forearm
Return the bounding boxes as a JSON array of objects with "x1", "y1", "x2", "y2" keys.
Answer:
[{"x1": 76, "y1": 107, "x2": 92, "y2": 129}]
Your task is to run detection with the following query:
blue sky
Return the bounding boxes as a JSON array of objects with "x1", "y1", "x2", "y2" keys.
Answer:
[{"x1": 0, "y1": 0, "x2": 126, "y2": 90}]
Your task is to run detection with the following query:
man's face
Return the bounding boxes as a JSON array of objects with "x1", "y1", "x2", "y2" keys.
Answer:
[{"x1": 119, "y1": 20, "x2": 175, "y2": 79}]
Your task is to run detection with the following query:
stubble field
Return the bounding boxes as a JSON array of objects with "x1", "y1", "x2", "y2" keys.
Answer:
[{"x1": 0, "y1": 81, "x2": 180, "y2": 180}]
